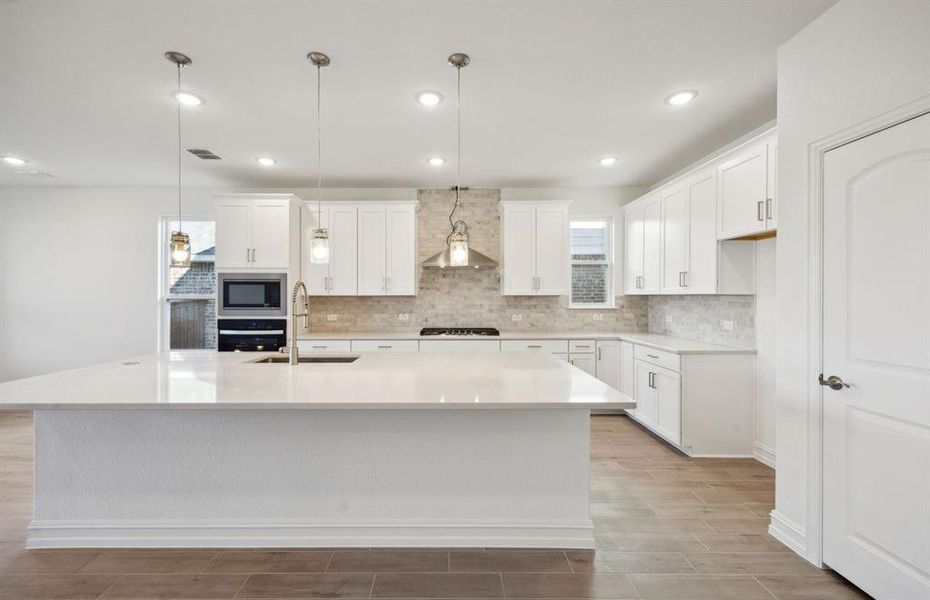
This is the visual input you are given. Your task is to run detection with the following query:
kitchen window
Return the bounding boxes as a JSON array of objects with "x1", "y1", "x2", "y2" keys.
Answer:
[
  {"x1": 158, "y1": 217, "x2": 217, "y2": 350},
  {"x1": 569, "y1": 218, "x2": 614, "y2": 308}
]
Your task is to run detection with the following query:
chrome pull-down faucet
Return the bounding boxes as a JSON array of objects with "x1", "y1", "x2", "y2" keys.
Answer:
[{"x1": 289, "y1": 280, "x2": 310, "y2": 365}]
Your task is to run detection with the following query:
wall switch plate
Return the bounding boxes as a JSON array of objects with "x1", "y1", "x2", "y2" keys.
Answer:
[
  {"x1": 511, "y1": 314, "x2": 523, "y2": 322},
  {"x1": 398, "y1": 313, "x2": 409, "y2": 321},
  {"x1": 592, "y1": 313, "x2": 604, "y2": 321},
  {"x1": 327, "y1": 314, "x2": 338, "y2": 322},
  {"x1": 721, "y1": 320, "x2": 734, "y2": 331}
]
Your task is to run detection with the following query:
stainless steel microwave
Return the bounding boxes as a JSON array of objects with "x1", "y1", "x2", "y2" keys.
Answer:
[{"x1": 217, "y1": 272, "x2": 287, "y2": 317}]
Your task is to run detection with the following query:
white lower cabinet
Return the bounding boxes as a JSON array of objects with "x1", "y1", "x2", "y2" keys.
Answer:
[
  {"x1": 350, "y1": 340, "x2": 419, "y2": 352},
  {"x1": 627, "y1": 345, "x2": 754, "y2": 457},
  {"x1": 419, "y1": 340, "x2": 501, "y2": 352},
  {"x1": 619, "y1": 341, "x2": 636, "y2": 399},
  {"x1": 568, "y1": 353, "x2": 596, "y2": 376},
  {"x1": 594, "y1": 340, "x2": 622, "y2": 391},
  {"x1": 296, "y1": 340, "x2": 351, "y2": 354}
]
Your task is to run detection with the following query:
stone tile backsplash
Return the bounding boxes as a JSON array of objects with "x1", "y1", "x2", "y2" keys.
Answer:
[
  {"x1": 307, "y1": 188, "x2": 648, "y2": 333},
  {"x1": 647, "y1": 295, "x2": 755, "y2": 348}
]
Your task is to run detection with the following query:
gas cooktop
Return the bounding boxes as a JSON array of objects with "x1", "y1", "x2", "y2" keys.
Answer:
[{"x1": 419, "y1": 327, "x2": 500, "y2": 337}]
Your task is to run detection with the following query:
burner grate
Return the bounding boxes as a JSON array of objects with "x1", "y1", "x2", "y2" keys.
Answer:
[{"x1": 420, "y1": 327, "x2": 500, "y2": 336}]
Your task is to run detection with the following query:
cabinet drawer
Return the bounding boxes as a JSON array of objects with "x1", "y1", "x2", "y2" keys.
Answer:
[
  {"x1": 297, "y1": 340, "x2": 351, "y2": 353},
  {"x1": 419, "y1": 340, "x2": 501, "y2": 352},
  {"x1": 501, "y1": 339, "x2": 569, "y2": 354},
  {"x1": 634, "y1": 345, "x2": 681, "y2": 372},
  {"x1": 569, "y1": 339, "x2": 596, "y2": 353},
  {"x1": 351, "y1": 340, "x2": 419, "y2": 352}
]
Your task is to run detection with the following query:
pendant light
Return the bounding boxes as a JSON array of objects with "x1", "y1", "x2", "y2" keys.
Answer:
[
  {"x1": 421, "y1": 53, "x2": 498, "y2": 270},
  {"x1": 307, "y1": 51, "x2": 331, "y2": 264},
  {"x1": 165, "y1": 51, "x2": 193, "y2": 268}
]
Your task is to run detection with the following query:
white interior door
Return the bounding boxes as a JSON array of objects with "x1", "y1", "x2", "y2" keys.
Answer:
[{"x1": 822, "y1": 112, "x2": 930, "y2": 600}]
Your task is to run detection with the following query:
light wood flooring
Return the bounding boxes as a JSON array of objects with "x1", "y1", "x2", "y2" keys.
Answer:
[{"x1": 0, "y1": 411, "x2": 871, "y2": 599}]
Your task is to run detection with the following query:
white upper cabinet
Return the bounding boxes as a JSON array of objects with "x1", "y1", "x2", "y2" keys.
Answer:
[
  {"x1": 686, "y1": 171, "x2": 719, "y2": 293},
  {"x1": 357, "y1": 202, "x2": 417, "y2": 296},
  {"x1": 624, "y1": 203, "x2": 645, "y2": 293},
  {"x1": 302, "y1": 201, "x2": 416, "y2": 297},
  {"x1": 717, "y1": 132, "x2": 777, "y2": 239},
  {"x1": 501, "y1": 201, "x2": 569, "y2": 296},
  {"x1": 625, "y1": 194, "x2": 661, "y2": 295},
  {"x1": 660, "y1": 183, "x2": 689, "y2": 293},
  {"x1": 303, "y1": 203, "x2": 358, "y2": 296},
  {"x1": 215, "y1": 194, "x2": 297, "y2": 271}
]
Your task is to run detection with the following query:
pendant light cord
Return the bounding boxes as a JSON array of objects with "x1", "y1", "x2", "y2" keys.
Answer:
[
  {"x1": 316, "y1": 63, "x2": 323, "y2": 227},
  {"x1": 176, "y1": 63, "x2": 182, "y2": 232},
  {"x1": 448, "y1": 63, "x2": 462, "y2": 232}
]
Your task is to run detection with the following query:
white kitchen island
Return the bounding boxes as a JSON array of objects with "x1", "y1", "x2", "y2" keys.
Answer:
[{"x1": 0, "y1": 350, "x2": 633, "y2": 549}]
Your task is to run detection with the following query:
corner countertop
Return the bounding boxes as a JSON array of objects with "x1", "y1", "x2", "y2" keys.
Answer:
[
  {"x1": 0, "y1": 350, "x2": 635, "y2": 411},
  {"x1": 296, "y1": 330, "x2": 754, "y2": 355}
]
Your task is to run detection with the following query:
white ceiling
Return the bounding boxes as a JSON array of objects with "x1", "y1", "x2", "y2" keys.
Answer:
[{"x1": 0, "y1": 0, "x2": 833, "y2": 189}]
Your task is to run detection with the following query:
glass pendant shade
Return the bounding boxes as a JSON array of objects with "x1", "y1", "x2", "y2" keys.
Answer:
[
  {"x1": 449, "y1": 230, "x2": 469, "y2": 267},
  {"x1": 310, "y1": 228, "x2": 330, "y2": 264},
  {"x1": 169, "y1": 231, "x2": 192, "y2": 267}
]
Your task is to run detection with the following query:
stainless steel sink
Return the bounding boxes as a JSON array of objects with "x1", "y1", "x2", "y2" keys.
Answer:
[{"x1": 252, "y1": 356, "x2": 360, "y2": 364}]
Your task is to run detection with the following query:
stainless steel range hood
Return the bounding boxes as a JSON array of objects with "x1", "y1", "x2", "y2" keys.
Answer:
[{"x1": 421, "y1": 246, "x2": 498, "y2": 269}]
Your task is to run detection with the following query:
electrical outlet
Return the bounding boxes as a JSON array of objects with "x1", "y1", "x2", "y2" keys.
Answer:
[
  {"x1": 327, "y1": 314, "x2": 338, "y2": 322},
  {"x1": 592, "y1": 313, "x2": 604, "y2": 321},
  {"x1": 721, "y1": 320, "x2": 734, "y2": 331},
  {"x1": 398, "y1": 313, "x2": 409, "y2": 322},
  {"x1": 511, "y1": 314, "x2": 523, "y2": 322}
]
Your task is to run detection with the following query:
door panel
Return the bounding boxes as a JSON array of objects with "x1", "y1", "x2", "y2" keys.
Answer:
[
  {"x1": 215, "y1": 200, "x2": 252, "y2": 269},
  {"x1": 661, "y1": 185, "x2": 688, "y2": 293},
  {"x1": 535, "y1": 206, "x2": 568, "y2": 295},
  {"x1": 328, "y1": 204, "x2": 359, "y2": 295},
  {"x1": 570, "y1": 353, "x2": 596, "y2": 377},
  {"x1": 717, "y1": 141, "x2": 767, "y2": 239},
  {"x1": 303, "y1": 204, "x2": 330, "y2": 294},
  {"x1": 654, "y1": 367, "x2": 681, "y2": 445},
  {"x1": 642, "y1": 197, "x2": 662, "y2": 293},
  {"x1": 250, "y1": 200, "x2": 290, "y2": 269},
  {"x1": 822, "y1": 112, "x2": 930, "y2": 599},
  {"x1": 357, "y1": 205, "x2": 386, "y2": 295},
  {"x1": 620, "y1": 341, "x2": 636, "y2": 399},
  {"x1": 625, "y1": 205, "x2": 645, "y2": 293},
  {"x1": 687, "y1": 171, "x2": 718, "y2": 293},
  {"x1": 385, "y1": 204, "x2": 416, "y2": 295},
  {"x1": 595, "y1": 341, "x2": 621, "y2": 391},
  {"x1": 502, "y1": 205, "x2": 537, "y2": 295},
  {"x1": 634, "y1": 360, "x2": 657, "y2": 427}
]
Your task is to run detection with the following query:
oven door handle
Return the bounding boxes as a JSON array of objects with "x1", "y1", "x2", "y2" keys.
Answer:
[{"x1": 218, "y1": 330, "x2": 286, "y2": 335}]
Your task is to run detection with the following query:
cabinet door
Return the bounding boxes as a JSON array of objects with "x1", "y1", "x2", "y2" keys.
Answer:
[
  {"x1": 717, "y1": 140, "x2": 767, "y2": 239},
  {"x1": 250, "y1": 199, "x2": 291, "y2": 269},
  {"x1": 357, "y1": 205, "x2": 387, "y2": 295},
  {"x1": 642, "y1": 196, "x2": 662, "y2": 293},
  {"x1": 634, "y1": 360, "x2": 657, "y2": 427},
  {"x1": 624, "y1": 204, "x2": 645, "y2": 293},
  {"x1": 215, "y1": 199, "x2": 252, "y2": 269},
  {"x1": 661, "y1": 185, "x2": 689, "y2": 293},
  {"x1": 620, "y1": 341, "x2": 635, "y2": 398},
  {"x1": 384, "y1": 204, "x2": 416, "y2": 295},
  {"x1": 765, "y1": 138, "x2": 777, "y2": 231},
  {"x1": 595, "y1": 340, "x2": 621, "y2": 391},
  {"x1": 687, "y1": 170, "x2": 718, "y2": 293},
  {"x1": 328, "y1": 204, "x2": 359, "y2": 295},
  {"x1": 570, "y1": 353, "x2": 597, "y2": 377},
  {"x1": 535, "y1": 205, "x2": 568, "y2": 295},
  {"x1": 502, "y1": 204, "x2": 537, "y2": 295},
  {"x1": 654, "y1": 367, "x2": 682, "y2": 445},
  {"x1": 303, "y1": 204, "x2": 330, "y2": 295}
]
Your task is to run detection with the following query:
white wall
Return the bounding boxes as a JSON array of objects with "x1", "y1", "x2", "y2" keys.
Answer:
[
  {"x1": 774, "y1": 0, "x2": 930, "y2": 563},
  {"x1": 753, "y1": 237, "x2": 776, "y2": 465}
]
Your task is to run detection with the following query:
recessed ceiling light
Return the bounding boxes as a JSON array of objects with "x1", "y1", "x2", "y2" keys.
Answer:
[
  {"x1": 428, "y1": 157, "x2": 446, "y2": 167},
  {"x1": 599, "y1": 156, "x2": 618, "y2": 167},
  {"x1": 2, "y1": 156, "x2": 27, "y2": 166},
  {"x1": 256, "y1": 157, "x2": 277, "y2": 167},
  {"x1": 173, "y1": 91, "x2": 204, "y2": 106},
  {"x1": 665, "y1": 90, "x2": 698, "y2": 106},
  {"x1": 416, "y1": 91, "x2": 443, "y2": 107}
]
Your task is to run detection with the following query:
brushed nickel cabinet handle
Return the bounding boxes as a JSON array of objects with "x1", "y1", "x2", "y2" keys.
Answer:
[
  {"x1": 527, "y1": 345, "x2": 542, "y2": 348},
  {"x1": 647, "y1": 353, "x2": 659, "y2": 359},
  {"x1": 757, "y1": 200, "x2": 764, "y2": 221},
  {"x1": 766, "y1": 198, "x2": 773, "y2": 220},
  {"x1": 377, "y1": 345, "x2": 392, "y2": 349}
]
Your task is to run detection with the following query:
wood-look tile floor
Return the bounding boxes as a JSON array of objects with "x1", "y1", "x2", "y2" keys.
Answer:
[{"x1": 0, "y1": 411, "x2": 872, "y2": 599}]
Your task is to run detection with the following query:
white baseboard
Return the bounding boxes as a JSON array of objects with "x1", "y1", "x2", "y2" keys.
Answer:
[
  {"x1": 753, "y1": 442, "x2": 776, "y2": 468},
  {"x1": 768, "y1": 510, "x2": 807, "y2": 556},
  {"x1": 26, "y1": 518, "x2": 595, "y2": 549}
]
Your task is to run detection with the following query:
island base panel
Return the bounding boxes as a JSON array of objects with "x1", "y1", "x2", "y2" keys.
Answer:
[{"x1": 29, "y1": 408, "x2": 593, "y2": 548}]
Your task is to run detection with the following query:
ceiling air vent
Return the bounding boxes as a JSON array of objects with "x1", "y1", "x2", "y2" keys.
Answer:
[{"x1": 187, "y1": 148, "x2": 222, "y2": 160}]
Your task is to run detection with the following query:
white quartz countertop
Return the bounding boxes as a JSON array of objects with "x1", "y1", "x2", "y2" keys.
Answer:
[
  {"x1": 0, "y1": 350, "x2": 635, "y2": 411},
  {"x1": 296, "y1": 330, "x2": 753, "y2": 354}
]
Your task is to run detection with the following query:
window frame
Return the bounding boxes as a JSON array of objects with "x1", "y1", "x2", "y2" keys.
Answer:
[
  {"x1": 157, "y1": 215, "x2": 216, "y2": 351},
  {"x1": 568, "y1": 216, "x2": 616, "y2": 310}
]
